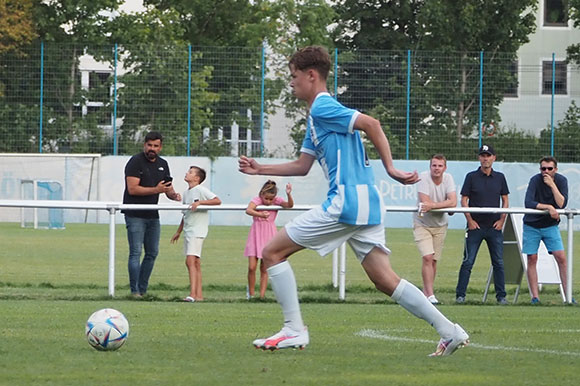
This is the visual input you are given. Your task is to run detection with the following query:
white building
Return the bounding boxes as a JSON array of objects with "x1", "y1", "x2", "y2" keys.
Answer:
[{"x1": 498, "y1": 0, "x2": 580, "y2": 134}]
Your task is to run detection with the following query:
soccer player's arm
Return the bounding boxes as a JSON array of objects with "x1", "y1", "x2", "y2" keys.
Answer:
[
  {"x1": 239, "y1": 153, "x2": 315, "y2": 177},
  {"x1": 353, "y1": 113, "x2": 418, "y2": 185}
]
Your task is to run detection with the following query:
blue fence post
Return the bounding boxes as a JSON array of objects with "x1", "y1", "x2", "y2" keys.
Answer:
[
  {"x1": 39, "y1": 41, "x2": 44, "y2": 153},
  {"x1": 551, "y1": 52, "x2": 555, "y2": 156},
  {"x1": 334, "y1": 48, "x2": 338, "y2": 99},
  {"x1": 478, "y1": 50, "x2": 483, "y2": 148},
  {"x1": 113, "y1": 43, "x2": 118, "y2": 155},
  {"x1": 405, "y1": 50, "x2": 411, "y2": 160},
  {"x1": 187, "y1": 45, "x2": 192, "y2": 156}
]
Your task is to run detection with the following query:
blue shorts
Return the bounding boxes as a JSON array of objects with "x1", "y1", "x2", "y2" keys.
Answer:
[{"x1": 522, "y1": 224, "x2": 564, "y2": 255}]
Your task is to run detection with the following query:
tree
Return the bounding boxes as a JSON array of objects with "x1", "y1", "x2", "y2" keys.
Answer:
[
  {"x1": 144, "y1": 0, "x2": 336, "y2": 157},
  {"x1": 0, "y1": 0, "x2": 37, "y2": 55},
  {"x1": 0, "y1": 0, "x2": 127, "y2": 153},
  {"x1": 540, "y1": 101, "x2": 580, "y2": 162},
  {"x1": 415, "y1": 0, "x2": 537, "y2": 142},
  {"x1": 108, "y1": 8, "x2": 220, "y2": 155},
  {"x1": 331, "y1": 0, "x2": 537, "y2": 159},
  {"x1": 0, "y1": 0, "x2": 37, "y2": 100}
]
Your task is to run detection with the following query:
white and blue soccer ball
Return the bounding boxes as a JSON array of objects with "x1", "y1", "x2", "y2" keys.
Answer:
[{"x1": 85, "y1": 308, "x2": 129, "y2": 351}]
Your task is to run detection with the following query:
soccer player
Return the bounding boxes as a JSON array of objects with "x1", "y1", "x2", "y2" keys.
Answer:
[{"x1": 238, "y1": 46, "x2": 469, "y2": 356}]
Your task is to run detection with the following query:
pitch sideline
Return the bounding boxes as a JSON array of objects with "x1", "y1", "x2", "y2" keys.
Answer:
[{"x1": 356, "y1": 328, "x2": 580, "y2": 357}]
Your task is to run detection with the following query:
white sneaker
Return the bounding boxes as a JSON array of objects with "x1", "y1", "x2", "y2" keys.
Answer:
[
  {"x1": 253, "y1": 326, "x2": 309, "y2": 350},
  {"x1": 429, "y1": 323, "x2": 469, "y2": 357},
  {"x1": 427, "y1": 295, "x2": 440, "y2": 305}
]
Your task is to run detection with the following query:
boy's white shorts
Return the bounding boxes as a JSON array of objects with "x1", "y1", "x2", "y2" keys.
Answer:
[
  {"x1": 184, "y1": 236, "x2": 204, "y2": 257},
  {"x1": 285, "y1": 206, "x2": 390, "y2": 262}
]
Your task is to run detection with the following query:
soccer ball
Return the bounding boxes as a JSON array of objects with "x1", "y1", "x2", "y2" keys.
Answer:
[{"x1": 85, "y1": 308, "x2": 129, "y2": 351}]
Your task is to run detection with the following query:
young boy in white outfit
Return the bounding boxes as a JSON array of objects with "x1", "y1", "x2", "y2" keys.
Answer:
[
  {"x1": 238, "y1": 46, "x2": 469, "y2": 356},
  {"x1": 171, "y1": 166, "x2": 221, "y2": 302}
]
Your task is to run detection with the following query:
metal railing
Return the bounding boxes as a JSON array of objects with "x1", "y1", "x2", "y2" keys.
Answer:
[{"x1": 0, "y1": 200, "x2": 575, "y2": 303}]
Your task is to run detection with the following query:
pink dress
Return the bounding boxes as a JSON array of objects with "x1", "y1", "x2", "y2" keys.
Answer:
[{"x1": 244, "y1": 196, "x2": 285, "y2": 258}]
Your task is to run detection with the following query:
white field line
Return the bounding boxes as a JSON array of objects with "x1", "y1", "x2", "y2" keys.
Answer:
[{"x1": 356, "y1": 329, "x2": 580, "y2": 357}]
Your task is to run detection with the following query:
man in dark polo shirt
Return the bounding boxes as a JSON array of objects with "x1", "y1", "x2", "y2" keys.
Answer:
[
  {"x1": 123, "y1": 131, "x2": 181, "y2": 297},
  {"x1": 456, "y1": 144, "x2": 509, "y2": 305}
]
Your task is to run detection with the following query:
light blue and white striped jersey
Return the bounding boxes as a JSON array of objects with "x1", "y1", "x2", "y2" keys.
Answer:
[{"x1": 301, "y1": 92, "x2": 384, "y2": 225}]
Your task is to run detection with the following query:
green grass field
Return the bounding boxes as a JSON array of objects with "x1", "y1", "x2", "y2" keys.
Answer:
[{"x1": 1, "y1": 223, "x2": 579, "y2": 385}]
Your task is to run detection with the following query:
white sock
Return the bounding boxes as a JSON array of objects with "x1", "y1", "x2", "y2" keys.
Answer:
[
  {"x1": 391, "y1": 279, "x2": 455, "y2": 339},
  {"x1": 267, "y1": 261, "x2": 304, "y2": 332}
]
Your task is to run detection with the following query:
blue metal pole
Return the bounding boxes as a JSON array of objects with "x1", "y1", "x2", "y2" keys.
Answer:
[
  {"x1": 406, "y1": 50, "x2": 411, "y2": 160},
  {"x1": 334, "y1": 48, "x2": 338, "y2": 99},
  {"x1": 478, "y1": 50, "x2": 483, "y2": 148},
  {"x1": 113, "y1": 43, "x2": 118, "y2": 155},
  {"x1": 260, "y1": 44, "x2": 265, "y2": 156},
  {"x1": 39, "y1": 41, "x2": 44, "y2": 153},
  {"x1": 551, "y1": 52, "x2": 555, "y2": 156},
  {"x1": 187, "y1": 45, "x2": 192, "y2": 156}
]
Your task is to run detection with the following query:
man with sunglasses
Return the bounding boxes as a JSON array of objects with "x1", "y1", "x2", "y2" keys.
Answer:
[{"x1": 523, "y1": 156, "x2": 569, "y2": 304}]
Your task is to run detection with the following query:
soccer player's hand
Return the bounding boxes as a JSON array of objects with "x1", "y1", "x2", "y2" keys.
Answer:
[
  {"x1": 239, "y1": 156, "x2": 260, "y2": 175},
  {"x1": 170, "y1": 232, "x2": 180, "y2": 243},
  {"x1": 389, "y1": 169, "x2": 420, "y2": 185}
]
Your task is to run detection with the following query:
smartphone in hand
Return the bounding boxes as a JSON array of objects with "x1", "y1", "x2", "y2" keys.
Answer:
[{"x1": 164, "y1": 176, "x2": 173, "y2": 185}]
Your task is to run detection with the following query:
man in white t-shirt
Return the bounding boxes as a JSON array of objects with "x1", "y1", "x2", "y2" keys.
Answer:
[{"x1": 413, "y1": 154, "x2": 457, "y2": 305}]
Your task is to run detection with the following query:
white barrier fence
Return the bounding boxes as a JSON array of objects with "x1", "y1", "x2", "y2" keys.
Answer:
[{"x1": 0, "y1": 199, "x2": 576, "y2": 303}]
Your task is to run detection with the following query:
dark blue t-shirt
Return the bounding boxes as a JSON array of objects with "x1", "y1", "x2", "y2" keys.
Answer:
[
  {"x1": 523, "y1": 173, "x2": 568, "y2": 228},
  {"x1": 460, "y1": 168, "x2": 510, "y2": 228}
]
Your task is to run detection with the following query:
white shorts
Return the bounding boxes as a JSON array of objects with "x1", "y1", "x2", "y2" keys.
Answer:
[
  {"x1": 184, "y1": 236, "x2": 204, "y2": 257},
  {"x1": 285, "y1": 206, "x2": 390, "y2": 262}
]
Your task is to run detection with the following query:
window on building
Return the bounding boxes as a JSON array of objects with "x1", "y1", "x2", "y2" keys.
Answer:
[
  {"x1": 542, "y1": 60, "x2": 567, "y2": 95},
  {"x1": 504, "y1": 60, "x2": 519, "y2": 98},
  {"x1": 544, "y1": 0, "x2": 568, "y2": 26}
]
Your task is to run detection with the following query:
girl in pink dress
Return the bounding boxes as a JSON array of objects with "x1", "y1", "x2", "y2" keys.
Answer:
[{"x1": 244, "y1": 180, "x2": 293, "y2": 299}]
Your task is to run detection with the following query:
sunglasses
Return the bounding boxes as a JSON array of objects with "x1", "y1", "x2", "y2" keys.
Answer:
[{"x1": 540, "y1": 167, "x2": 554, "y2": 171}]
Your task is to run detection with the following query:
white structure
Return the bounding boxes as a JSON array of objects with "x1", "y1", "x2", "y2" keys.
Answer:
[{"x1": 499, "y1": 0, "x2": 580, "y2": 134}]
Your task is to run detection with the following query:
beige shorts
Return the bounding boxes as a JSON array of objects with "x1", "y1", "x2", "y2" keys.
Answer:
[
  {"x1": 184, "y1": 236, "x2": 204, "y2": 257},
  {"x1": 413, "y1": 223, "x2": 448, "y2": 261}
]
